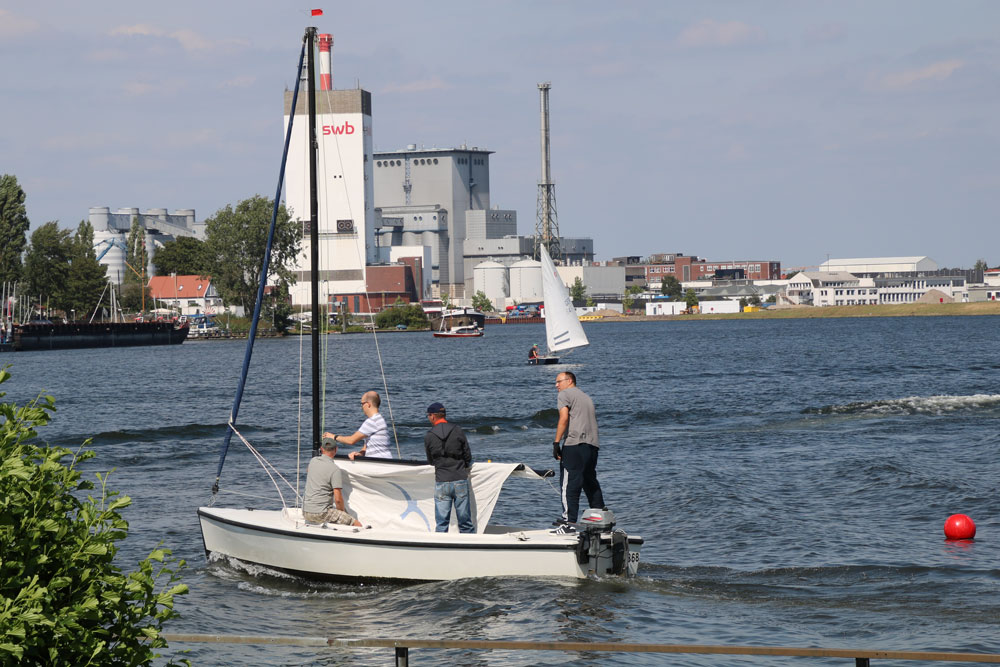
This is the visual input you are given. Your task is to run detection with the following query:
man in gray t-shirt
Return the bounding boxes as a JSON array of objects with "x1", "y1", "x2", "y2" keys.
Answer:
[
  {"x1": 303, "y1": 436, "x2": 361, "y2": 526},
  {"x1": 552, "y1": 371, "x2": 605, "y2": 528}
]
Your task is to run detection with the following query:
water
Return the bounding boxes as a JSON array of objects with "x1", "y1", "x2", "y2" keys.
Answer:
[{"x1": 4, "y1": 317, "x2": 1000, "y2": 665}]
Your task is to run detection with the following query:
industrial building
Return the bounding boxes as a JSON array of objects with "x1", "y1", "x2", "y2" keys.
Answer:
[
  {"x1": 282, "y1": 42, "x2": 375, "y2": 309},
  {"x1": 88, "y1": 206, "x2": 203, "y2": 284}
]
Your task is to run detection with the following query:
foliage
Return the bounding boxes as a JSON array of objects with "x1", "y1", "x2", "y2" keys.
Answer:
[
  {"x1": 262, "y1": 282, "x2": 293, "y2": 334},
  {"x1": 121, "y1": 218, "x2": 150, "y2": 312},
  {"x1": 0, "y1": 174, "x2": 30, "y2": 286},
  {"x1": 585, "y1": 296, "x2": 595, "y2": 308},
  {"x1": 659, "y1": 275, "x2": 682, "y2": 299},
  {"x1": 440, "y1": 292, "x2": 452, "y2": 309},
  {"x1": 785, "y1": 272, "x2": 799, "y2": 281},
  {"x1": 749, "y1": 293, "x2": 762, "y2": 307},
  {"x1": 64, "y1": 220, "x2": 110, "y2": 320},
  {"x1": 153, "y1": 237, "x2": 209, "y2": 278},
  {"x1": 0, "y1": 366, "x2": 189, "y2": 665},
  {"x1": 374, "y1": 300, "x2": 428, "y2": 329},
  {"x1": 739, "y1": 297, "x2": 748, "y2": 309},
  {"x1": 203, "y1": 195, "x2": 300, "y2": 316},
  {"x1": 766, "y1": 294, "x2": 777, "y2": 304},
  {"x1": 569, "y1": 277, "x2": 586, "y2": 301},
  {"x1": 622, "y1": 284, "x2": 643, "y2": 311},
  {"x1": 22, "y1": 222, "x2": 72, "y2": 314},
  {"x1": 471, "y1": 291, "x2": 493, "y2": 312},
  {"x1": 684, "y1": 288, "x2": 699, "y2": 309}
]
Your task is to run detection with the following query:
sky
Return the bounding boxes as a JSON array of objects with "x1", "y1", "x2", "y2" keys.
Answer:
[{"x1": 2, "y1": 1, "x2": 998, "y2": 269}]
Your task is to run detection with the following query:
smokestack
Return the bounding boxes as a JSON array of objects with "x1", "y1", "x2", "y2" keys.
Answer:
[{"x1": 319, "y1": 34, "x2": 333, "y2": 90}]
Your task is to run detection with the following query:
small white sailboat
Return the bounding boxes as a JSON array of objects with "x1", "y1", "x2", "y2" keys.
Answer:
[
  {"x1": 197, "y1": 26, "x2": 641, "y2": 582},
  {"x1": 530, "y1": 244, "x2": 589, "y2": 365}
]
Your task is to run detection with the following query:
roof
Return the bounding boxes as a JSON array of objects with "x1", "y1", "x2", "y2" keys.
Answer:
[{"x1": 147, "y1": 274, "x2": 212, "y2": 299}]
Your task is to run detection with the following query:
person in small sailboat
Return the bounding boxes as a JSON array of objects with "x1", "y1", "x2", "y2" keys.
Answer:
[
  {"x1": 303, "y1": 436, "x2": 362, "y2": 527},
  {"x1": 529, "y1": 344, "x2": 539, "y2": 360},
  {"x1": 323, "y1": 391, "x2": 393, "y2": 461}
]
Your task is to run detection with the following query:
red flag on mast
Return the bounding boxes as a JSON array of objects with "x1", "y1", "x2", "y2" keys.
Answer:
[{"x1": 311, "y1": 9, "x2": 323, "y2": 16}]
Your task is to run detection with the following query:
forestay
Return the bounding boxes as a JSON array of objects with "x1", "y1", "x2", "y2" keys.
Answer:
[{"x1": 337, "y1": 460, "x2": 544, "y2": 533}]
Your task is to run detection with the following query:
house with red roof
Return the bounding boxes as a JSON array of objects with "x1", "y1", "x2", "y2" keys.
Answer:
[{"x1": 147, "y1": 275, "x2": 224, "y2": 316}]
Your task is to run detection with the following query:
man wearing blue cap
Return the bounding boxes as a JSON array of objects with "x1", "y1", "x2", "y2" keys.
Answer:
[{"x1": 424, "y1": 402, "x2": 475, "y2": 533}]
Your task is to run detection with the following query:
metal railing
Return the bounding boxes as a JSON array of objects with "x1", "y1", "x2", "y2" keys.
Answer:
[{"x1": 162, "y1": 634, "x2": 1000, "y2": 666}]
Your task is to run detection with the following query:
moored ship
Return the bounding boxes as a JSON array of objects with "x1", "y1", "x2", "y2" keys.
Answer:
[{"x1": 10, "y1": 320, "x2": 189, "y2": 351}]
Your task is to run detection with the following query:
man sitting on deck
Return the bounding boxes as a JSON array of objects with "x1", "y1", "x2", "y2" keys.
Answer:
[
  {"x1": 529, "y1": 344, "x2": 539, "y2": 360},
  {"x1": 303, "y1": 436, "x2": 362, "y2": 527}
]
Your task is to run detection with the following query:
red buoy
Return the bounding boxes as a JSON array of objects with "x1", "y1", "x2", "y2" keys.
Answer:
[{"x1": 944, "y1": 514, "x2": 976, "y2": 540}]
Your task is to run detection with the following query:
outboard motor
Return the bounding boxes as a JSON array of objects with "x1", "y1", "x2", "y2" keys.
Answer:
[{"x1": 576, "y1": 508, "x2": 631, "y2": 576}]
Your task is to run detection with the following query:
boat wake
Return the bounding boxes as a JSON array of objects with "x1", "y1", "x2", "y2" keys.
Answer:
[
  {"x1": 205, "y1": 553, "x2": 387, "y2": 597},
  {"x1": 802, "y1": 393, "x2": 1000, "y2": 416}
]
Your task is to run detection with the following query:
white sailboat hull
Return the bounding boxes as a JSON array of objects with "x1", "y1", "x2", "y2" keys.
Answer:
[{"x1": 198, "y1": 507, "x2": 641, "y2": 582}]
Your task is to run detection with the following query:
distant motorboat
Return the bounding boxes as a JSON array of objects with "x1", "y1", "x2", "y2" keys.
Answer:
[{"x1": 433, "y1": 324, "x2": 484, "y2": 338}]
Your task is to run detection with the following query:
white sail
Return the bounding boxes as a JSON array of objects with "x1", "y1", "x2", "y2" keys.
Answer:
[{"x1": 540, "y1": 245, "x2": 588, "y2": 353}]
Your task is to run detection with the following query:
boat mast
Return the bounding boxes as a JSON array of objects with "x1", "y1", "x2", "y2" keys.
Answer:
[{"x1": 306, "y1": 27, "x2": 321, "y2": 459}]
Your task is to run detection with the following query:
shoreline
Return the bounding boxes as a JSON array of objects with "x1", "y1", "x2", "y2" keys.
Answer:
[{"x1": 588, "y1": 301, "x2": 1000, "y2": 322}]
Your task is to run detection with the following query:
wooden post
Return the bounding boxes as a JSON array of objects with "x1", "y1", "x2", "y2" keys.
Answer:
[{"x1": 395, "y1": 646, "x2": 408, "y2": 667}]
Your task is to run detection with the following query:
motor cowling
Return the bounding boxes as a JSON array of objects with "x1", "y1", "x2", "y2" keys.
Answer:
[{"x1": 579, "y1": 507, "x2": 615, "y2": 532}]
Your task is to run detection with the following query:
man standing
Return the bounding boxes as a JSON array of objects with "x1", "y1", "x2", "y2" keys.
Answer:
[
  {"x1": 424, "y1": 402, "x2": 475, "y2": 533},
  {"x1": 323, "y1": 390, "x2": 393, "y2": 461},
  {"x1": 552, "y1": 371, "x2": 605, "y2": 532},
  {"x1": 303, "y1": 436, "x2": 362, "y2": 526}
]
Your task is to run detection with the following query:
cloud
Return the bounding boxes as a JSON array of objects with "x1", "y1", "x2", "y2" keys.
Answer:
[
  {"x1": 803, "y1": 22, "x2": 847, "y2": 45},
  {"x1": 0, "y1": 9, "x2": 40, "y2": 38},
  {"x1": 221, "y1": 75, "x2": 257, "y2": 90},
  {"x1": 381, "y1": 77, "x2": 451, "y2": 94},
  {"x1": 877, "y1": 59, "x2": 964, "y2": 91},
  {"x1": 109, "y1": 23, "x2": 214, "y2": 52},
  {"x1": 676, "y1": 19, "x2": 766, "y2": 49}
]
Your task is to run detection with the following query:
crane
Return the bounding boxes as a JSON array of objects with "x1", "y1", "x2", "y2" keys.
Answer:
[{"x1": 93, "y1": 237, "x2": 127, "y2": 262}]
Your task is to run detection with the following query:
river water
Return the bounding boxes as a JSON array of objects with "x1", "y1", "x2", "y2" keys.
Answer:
[{"x1": 4, "y1": 316, "x2": 999, "y2": 665}]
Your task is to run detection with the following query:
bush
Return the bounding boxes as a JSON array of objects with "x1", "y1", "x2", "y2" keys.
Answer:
[
  {"x1": 374, "y1": 302, "x2": 428, "y2": 329},
  {"x1": 0, "y1": 366, "x2": 189, "y2": 665}
]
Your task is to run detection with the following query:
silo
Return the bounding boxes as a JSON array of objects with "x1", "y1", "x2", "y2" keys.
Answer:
[
  {"x1": 473, "y1": 261, "x2": 509, "y2": 307},
  {"x1": 93, "y1": 229, "x2": 126, "y2": 284},
  {"x1": 509, "y1": 259, "x2": 543, "y2": 303}
]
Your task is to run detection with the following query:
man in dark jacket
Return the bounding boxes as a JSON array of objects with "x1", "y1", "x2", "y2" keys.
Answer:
[{"x1": 424, "y1": 402, "x2": 475, "y2": 533}]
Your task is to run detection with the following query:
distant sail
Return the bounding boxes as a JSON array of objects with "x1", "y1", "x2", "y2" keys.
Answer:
[{"x1": 540, "y1": 245, "x2": 588, "y2": 354}]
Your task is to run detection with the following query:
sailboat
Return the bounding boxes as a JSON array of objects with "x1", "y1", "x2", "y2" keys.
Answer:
[
  {"x1": 197, "y1": 27, "x2": 641, "y2": 582},
  {"x1": 529, "y1": 244, "x2": 589, "y2": 365}
]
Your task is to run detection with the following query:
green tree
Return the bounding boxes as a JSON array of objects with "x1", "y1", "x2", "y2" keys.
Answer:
[
  {"x1": 263, "y1": 281, "x2": 293, "y2": 334},
  {"x1": 739, "y1": 297, "x2": 749, "y2": 309},
  {"x1": 22, "y1": 221, "x2": 72, "y2": 315},
  {"x1": 622, "y1": 284, "x2": 643, "y2": 311},
  {"x1": 203, "y1": 195, "x2": 300, "y2": 316},
  {"x1": 749, "y1": 293, "x2": 762, "y2": 307},
  {"x1": 570, "y1": 277, "x2": 586, "y2": 301},
  {"x1": 153, "y1": 236, "x2": 209, "y2": 277},
  {"x1": 64, "y1": 220, "x2": 110, "y2": 320},
  {"x1": 684, "y1": 288, "x2": 699, "y2": 310},
  {"x1": 973, "y1": 258, "x2": 988, "y2": 282},
  {"x1": 660, "y1": 275, "x2": 682, "y2": 299},
  {"x1": 0, "y1": 367, "x2": 189, "y2": 665},
  {"x1": 120, "y1": 217, "x2": 150, "y2": 313},
  {"x1": 0, "y1": 174, "x2": 30, "y2": 286},
  {"x1": 471, "y1": 290, "x2": 493, "y2": 312},
  {"x1": 374, "y1": 299, "x2": 428, "y2": 329}
]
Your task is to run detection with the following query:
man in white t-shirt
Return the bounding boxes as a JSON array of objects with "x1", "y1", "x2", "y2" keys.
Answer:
[{"x1": 323, "y1": 390, "x2": 393, "y2": 460}]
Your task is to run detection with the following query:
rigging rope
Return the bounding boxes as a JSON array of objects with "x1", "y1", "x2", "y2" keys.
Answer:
[{"x1": 317, "y1": 85, "x2": 402, "y2": 459}]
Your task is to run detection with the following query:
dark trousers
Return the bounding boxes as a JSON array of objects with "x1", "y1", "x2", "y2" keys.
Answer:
[{"x1": 559, "y1": 443, "x2": 604, "y2": 523}]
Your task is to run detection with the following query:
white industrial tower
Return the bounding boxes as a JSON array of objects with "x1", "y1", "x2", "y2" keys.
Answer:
[{"x1": 534, "y1": 82, "x2": 560, "y2": 262}]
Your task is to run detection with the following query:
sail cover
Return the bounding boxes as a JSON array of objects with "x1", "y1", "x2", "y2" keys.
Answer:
[
  {"x1": 336, "y1": 460, "x2": 544, "y2": 533},
  {"x1": 540, "y1": 245, "x2": 589, "y2": 353}
]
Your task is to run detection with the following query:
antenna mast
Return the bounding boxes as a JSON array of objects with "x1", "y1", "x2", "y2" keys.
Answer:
[{"x1": 534, "y1": 82, "x2": 560, "y2": 262}]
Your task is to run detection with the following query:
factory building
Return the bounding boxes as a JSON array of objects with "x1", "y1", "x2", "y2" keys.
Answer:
[
  {"x1": 282, "y1": 33, "x2": 376, "y2": 308},
  {"x1": 372, "y1": 145, "x2": 497, "y2": 300},
  {"x1": 88, "y1": 206, "x2": 203, "y2": 284}
]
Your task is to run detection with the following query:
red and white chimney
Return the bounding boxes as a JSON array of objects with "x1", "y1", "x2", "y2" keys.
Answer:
[{"x1": 318, "y1": 34, "x2": 333, "y2": 90}]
